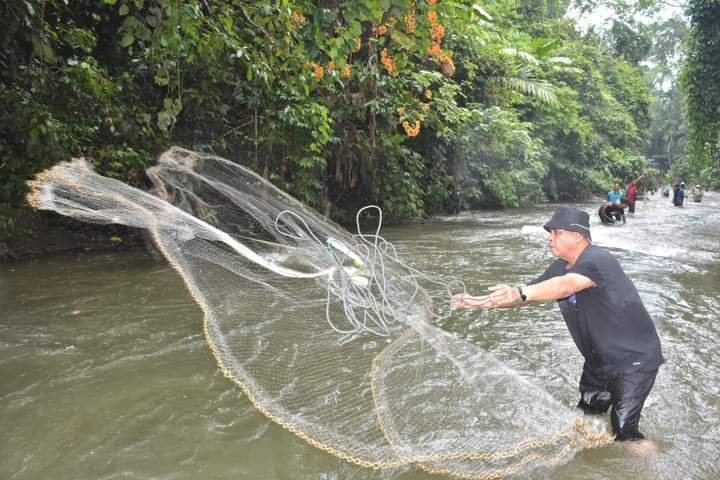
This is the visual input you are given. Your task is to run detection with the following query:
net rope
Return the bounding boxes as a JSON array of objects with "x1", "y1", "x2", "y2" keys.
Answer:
[{"x1": 27, "y1": 147, "x2": 614, "y2": 479}]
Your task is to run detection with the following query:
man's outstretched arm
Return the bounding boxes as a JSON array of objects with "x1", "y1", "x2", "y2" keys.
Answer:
[{"x1": 452, "y1": 273, "x2": 595, "y2": 310}]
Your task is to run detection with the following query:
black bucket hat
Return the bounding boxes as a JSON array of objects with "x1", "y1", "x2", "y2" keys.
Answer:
[{"x1": 543, "y1": 206, "x2": 592, "y2": 241}]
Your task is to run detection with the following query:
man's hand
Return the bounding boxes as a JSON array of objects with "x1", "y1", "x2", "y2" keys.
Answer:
[
  {"x1": 452, "y1": 292, "x2": 491, "y2": 310},
  {"x1": 486, "y1": 284, "x2": 524, "y2": 308},
  {"x1": 452, "y1": 284, "x2": 522, "y2": 310}
]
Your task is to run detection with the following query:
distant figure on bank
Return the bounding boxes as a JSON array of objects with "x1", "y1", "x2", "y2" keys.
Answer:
[
  {"x1": 448, "y1": 187, "x2": 462, "y2": 215},
  {"x1": 673, "y1": 182, "x2": 685, "y2": 207},
  {"x1": 453, "y1": 206, "x2": 663, "y2": 455}
]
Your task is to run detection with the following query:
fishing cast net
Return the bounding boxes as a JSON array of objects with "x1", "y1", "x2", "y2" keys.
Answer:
[{"x1": 27, "y1": 147, "x2": 613, "y2": 479}]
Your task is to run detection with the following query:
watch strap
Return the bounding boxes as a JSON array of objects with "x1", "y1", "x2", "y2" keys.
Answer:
[{"x1": 517, "y1": 286, "x2": 527, "y2": 302}]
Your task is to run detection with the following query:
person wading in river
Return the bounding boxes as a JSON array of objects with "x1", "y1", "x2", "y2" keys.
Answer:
[
  {"x1": 625, "y1": 175, "x2": 642, "y2": 214},
  {"x1": 453, "y1": 206, "x2": 664, "y2": 456}
]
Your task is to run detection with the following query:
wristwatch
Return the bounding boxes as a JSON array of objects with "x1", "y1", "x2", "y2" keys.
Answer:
[{"x1": 516, "y1": 286, "x2": 527, "y2": 302}]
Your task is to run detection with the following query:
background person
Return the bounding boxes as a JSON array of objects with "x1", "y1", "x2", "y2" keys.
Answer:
[
  {"x1": 602, "y1": 181, "x2": 626, "y2": 223},
  {"x1": 625, "y1": 175, "x2": 642, "y2": 214},
  {"x1": 692, "y1": 184, "x2": 704, "y2": 202},
  {"x1": 673, "y1": 182, "x2": 685, "y2": 206}
]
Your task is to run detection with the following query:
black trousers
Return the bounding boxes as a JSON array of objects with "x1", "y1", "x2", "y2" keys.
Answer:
[{"x1": 577, "y1": 363, "x2": 658, "y2": 441}]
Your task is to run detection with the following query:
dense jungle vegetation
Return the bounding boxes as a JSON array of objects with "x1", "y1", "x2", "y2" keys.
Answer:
[{"x1": 1, "y1": 0, "x2": 718, "y2": 242}]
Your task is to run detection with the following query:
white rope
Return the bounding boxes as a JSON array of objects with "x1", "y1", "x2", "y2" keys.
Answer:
[{"x1": 274, "y1": 205, "x2": 466, "y2": 336}]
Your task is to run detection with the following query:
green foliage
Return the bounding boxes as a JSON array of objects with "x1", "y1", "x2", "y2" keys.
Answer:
[
  {"x1": 642, "y1": 17, "x2": 688, "y2": 179},
  {"x1": 607, "y1": 19, "x2": 652, "y2": 66},
  {"x1": 0, "y1": 0, "x2": 160, "y2": 208},
  {"x1": 0, "y1": 0, "x2": 662, "y2": 240},
  {"x1": 681, "y1": 0, "x2": 720, "y2": 185},
  {"x1": 646, "y1": 86, "x2": 686, "y2": 171},
  {"x1": 381, "y1": 137, "x2": 428, "y2": 218},
  {"x1": 457, "y1": 107, "x2": 546, "y2": 208}
]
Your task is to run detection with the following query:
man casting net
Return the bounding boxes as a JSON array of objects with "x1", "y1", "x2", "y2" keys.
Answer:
[{"x1": 27, "y1": 147, "x2": 613, "y2": 479}]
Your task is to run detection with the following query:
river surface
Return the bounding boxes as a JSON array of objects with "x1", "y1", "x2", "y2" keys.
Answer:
[{"x1": 2, "y1": 192, "x2": 719, "y2": 480}]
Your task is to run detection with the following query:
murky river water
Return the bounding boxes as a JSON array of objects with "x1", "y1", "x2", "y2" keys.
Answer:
[{"x1": 2, "y1": 192, "x2": 719, "y2": 480}]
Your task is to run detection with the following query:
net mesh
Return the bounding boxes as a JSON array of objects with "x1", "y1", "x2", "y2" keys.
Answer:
[{"x1": 27, "y1": 147, "x2": 614, "y2": 479}]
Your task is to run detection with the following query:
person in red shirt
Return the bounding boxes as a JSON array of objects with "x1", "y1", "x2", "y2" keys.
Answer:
[{"x1": 625, "y1": 175, "x2": 642, "y2": 214}]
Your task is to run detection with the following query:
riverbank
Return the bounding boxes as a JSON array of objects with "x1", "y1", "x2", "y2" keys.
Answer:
[
  {"x1": 0, "y1": 206, "x2": 418, "y2": 262},
  {"x1": 2, "y1": 190, "x2": 706, "y2": 262},
  {"x1": 0, "y1": 213, "x2": 148, "y2": 261}
]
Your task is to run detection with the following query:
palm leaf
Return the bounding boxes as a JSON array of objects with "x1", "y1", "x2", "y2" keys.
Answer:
[
  {"x1": 552, "y1": 66, "x2": 584, "y2": 75},
  {"x1": 504, "y1": 77, "x2": 558, "y2": 104},
  {"x1": 547, "y1": 56, "x2": 573, "y2": 65},
  {"x1": 500, "y1": 48, "x2": 540, "y2": 65}
]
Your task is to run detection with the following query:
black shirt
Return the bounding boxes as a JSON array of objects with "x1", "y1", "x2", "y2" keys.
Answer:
[{"x1": 531, "y1": 244, "x2": 664, "y2": 374}]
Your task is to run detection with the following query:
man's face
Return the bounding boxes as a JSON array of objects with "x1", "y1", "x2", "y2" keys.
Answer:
[
  {"x1": 548, "y1": 229, "x2": 578, "y2": 258},
  {"x1": 613, "y1": 182, "x2": 621, "y2": 191}
]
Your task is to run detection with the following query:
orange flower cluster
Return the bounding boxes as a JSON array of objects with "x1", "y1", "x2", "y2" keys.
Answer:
[
  {"x1": 402, "y1": 119, "x2": 421, "y2": 137},
  {"x1": 290, "y1": 10, "x2": 307, "y2": 30},
  {"x1": 438, "y1": 54, "x2": 455, "y2": 76},
  {"x1": 427, "y1": 41, "x2": 442, "y2": 57},
  {"x1": 404, "y1": 10, "x2": 416, "y2": 33},
  {"x1": 311, "y1": 63, "x2": 324, "y2": 79},
  {"x1": 397, "y1": 105, "x2": 423, "y2": 137},
  {"x1": 425, "y1": 2, "x2": 454, "y2": 77},
  {"x1": 352, "y1": 37, "x2": 361, "y2": 53},
  {"x1": 431, "y1": 23, "x2": 445, "y2": 41},
  {"x1": 376, "y1": 25, "x2": 388, "y2": 36},
  {"x1": 328, "y1": 60, "x2": 336, "y2": 72},
  {"x1": 342, "y1": 63, "x2": 351, "y2": 79},
  {"x1": 380, "y1": 48, "x2": 398, "y2": 77}
]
